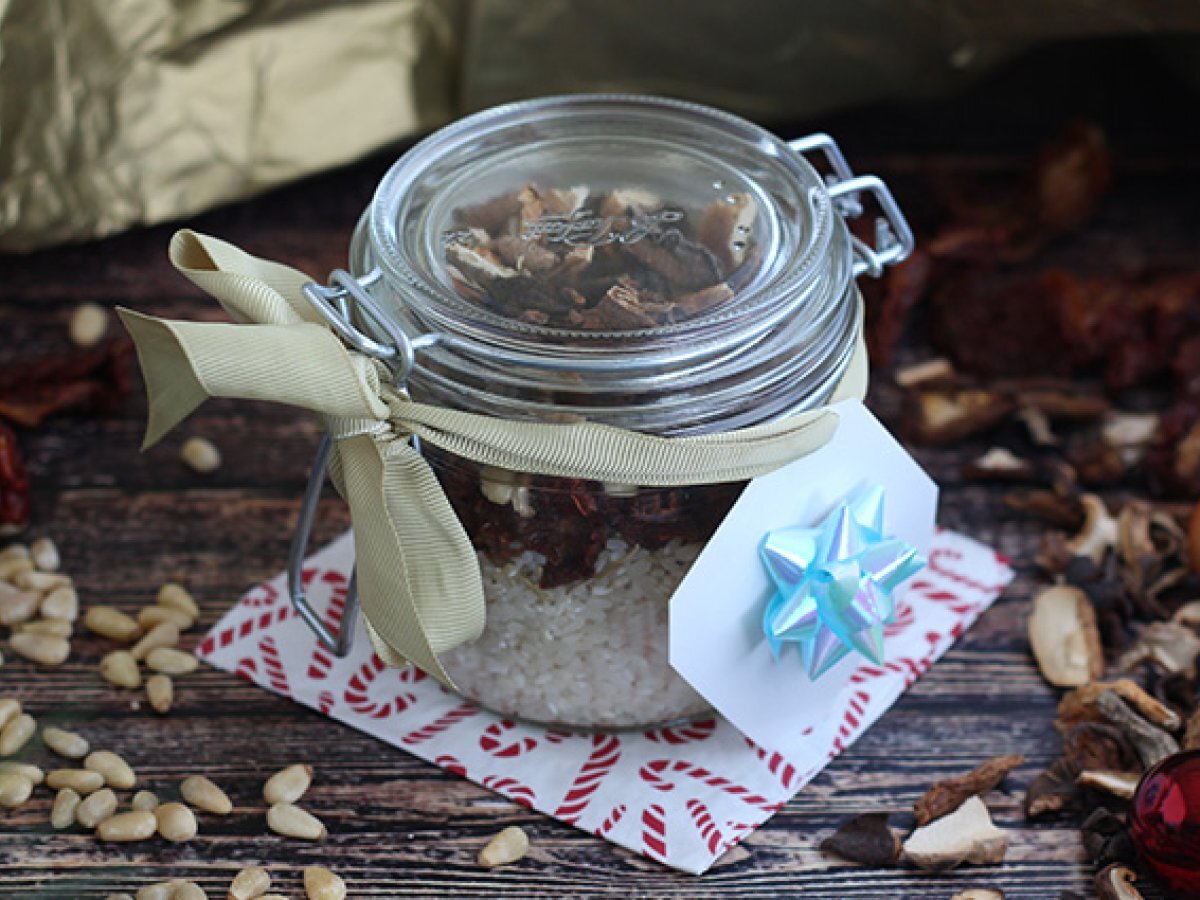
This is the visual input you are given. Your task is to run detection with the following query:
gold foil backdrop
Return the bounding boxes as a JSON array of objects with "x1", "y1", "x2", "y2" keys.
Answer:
[{"x1": 2, "y1": 0, "x2": 1199, "y2": 251}]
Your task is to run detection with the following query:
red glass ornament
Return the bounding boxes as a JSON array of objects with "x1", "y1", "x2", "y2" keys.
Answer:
[{"x1": 1131, "y1": 749, "x2": 1200, "y2": 898}]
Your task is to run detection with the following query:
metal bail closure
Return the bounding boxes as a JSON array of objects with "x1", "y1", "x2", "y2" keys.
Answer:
[
  {"x1": 789, "y1": 133, "x2": 915, "y2": 278},
  {"x1": 288, "y1": 268, "x2": 415, "y2": 656}
]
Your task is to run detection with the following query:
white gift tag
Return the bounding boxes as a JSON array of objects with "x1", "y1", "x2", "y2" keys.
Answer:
[{"x1": 668, "y1": 399, "x2": 938, "y2": 753}]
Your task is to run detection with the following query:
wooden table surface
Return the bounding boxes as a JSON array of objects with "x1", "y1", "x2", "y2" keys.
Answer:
[{"x1": 2, "y1": 102, "x2": 1195, "y2": 899}]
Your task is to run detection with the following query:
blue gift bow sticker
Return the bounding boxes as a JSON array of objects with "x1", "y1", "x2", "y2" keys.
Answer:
[{"x1": 760, "y1": 484, "x2": 927, "y2": 679}]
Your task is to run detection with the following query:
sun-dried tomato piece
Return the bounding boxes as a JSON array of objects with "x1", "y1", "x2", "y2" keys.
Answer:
[{"x1": 0, "y1": 421, "x2": 31, "y2": 537}]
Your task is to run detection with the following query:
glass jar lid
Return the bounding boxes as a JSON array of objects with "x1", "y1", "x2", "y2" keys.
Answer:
[{"x1": 345, "y1": 95, "x2": 909, "y2": 435}]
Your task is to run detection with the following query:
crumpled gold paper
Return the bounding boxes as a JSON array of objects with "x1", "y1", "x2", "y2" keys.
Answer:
[{"x1": 0, "y1": 0, "x2": 464, "y2": 251}]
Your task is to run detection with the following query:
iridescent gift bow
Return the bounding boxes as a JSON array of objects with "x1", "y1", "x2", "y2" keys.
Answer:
[{"x1": 760, "y1": 485, "x2": 926, "y2": 678}]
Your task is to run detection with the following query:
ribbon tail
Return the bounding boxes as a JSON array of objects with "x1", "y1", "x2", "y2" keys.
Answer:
[
  {"x1": 337, "y1": 433, "x2": 485, "y2": 687},
  {"x1": 118, "y1": 310, "x2": 390, "y2": 449}
]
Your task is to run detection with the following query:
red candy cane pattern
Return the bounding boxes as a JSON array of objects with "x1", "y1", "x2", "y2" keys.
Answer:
[
  {"x1": 344, "y1": 653, "x2": 416, "y2": 719},
  {"x1": 234, "y1": 656, "x2": 257, "y2": 682},
  {"x1": 639, "y1": 760, "x2": 779, "y2": 813},
  {"x1": 434, "y1": 754, "x2": 467, "y2": 778},
  {"x1": 306, "y1": 574, "x2": 348, "y2": 681},
  {"x1": 686, "y1": 799, "x2": 726, "y2": 856},
  {"x1": 554, "y1": 733, "x2": 622, "y2": 824},
  {"x1": 258, "y1": 636, "x2": 291, "y2": 696},
  {"x1": 594, "y1": 803, "x2": 627, "y2": 838},
  {"x1": 642, "y1": 804, "x2": 668, "y2": 861},
  {"x1": 744, "y1": 740, "x2": 798, "y2": 791},
  {"x1": 401, "y1": 703, "x2": 478, "y2": 745},
  {"x1": 199, "y1": 603, "x2": 293, "y2": 657},
  {"x1": 482, "y1": 775, "x2": 536, "y2": 808},
  {"x1": 479, "y1": 720, "x2": 539, "y2": 758},
  {"x1": 644, "y1": 718, "x2": 718, "y2": 745},
  {"x1": 317, "y1": 691, "x2": 335, "y2": 715}
]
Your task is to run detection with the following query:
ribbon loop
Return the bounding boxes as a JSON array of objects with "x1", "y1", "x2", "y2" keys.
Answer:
[{"x1": 120, "y1": 230, "x2": 868, "y2": 686}]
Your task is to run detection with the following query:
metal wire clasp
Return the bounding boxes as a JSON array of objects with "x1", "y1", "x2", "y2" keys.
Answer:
[
  {"x1": 287, "y1": 268, "x2": 414, "y2": 656},
  {"x1": 789, "y1": 134, "x2": 915, "y2": 278}
]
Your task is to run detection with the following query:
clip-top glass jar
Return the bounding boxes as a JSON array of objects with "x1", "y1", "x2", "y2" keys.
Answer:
[{"x1": 288, "y1": 95, "x2": 913, "y2": 730}]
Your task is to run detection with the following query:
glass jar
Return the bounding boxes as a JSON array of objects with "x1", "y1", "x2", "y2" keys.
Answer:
[{"x1": 293, "y1": 94, "x2": 912, "y2": 730}]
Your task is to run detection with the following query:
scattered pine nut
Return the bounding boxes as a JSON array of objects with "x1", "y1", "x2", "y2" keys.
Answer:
[
  {"x1": 43, "y1": 725, "x2": 89, "y2": 759},
  {"x1": 46, "y1": 768, "x2": 105, "y2": 793},
  {"x1": 51, "y1": 787, "x2": 81, "y2": 828},
  {"x1": 68, "y1": 303, "x2": 109, "y2": 347},
  {"x1": 266, "y1": 802, "x2": 326, "y2": 840},
  {"x1": 263, "y1": 764, "x2": 313, "y2": 805},
  {"x1": 0, "y1": 699, "x2": 19, "y2": 729},
  {"x1": 86, "y1": 606, "x2": 143, "y2": 642},
  {"x1": 9, "y1": 632, "x2": 70, "y2": 666},
  {"x1": 171, "y1": 883, "x2": 208, "y2": 900},
  {"x1": 131, "y1": 622, "x2": 180, "y2": 661},
  {"x1": 135, "y1": 885, "x2": 174, "y2": 900},
  {"x1": 85, "y1": 750, "x2": 137, "y2": 789},
  {"x1": 0, "y1": 713, "x2": 36, "y2": 755},
  {"x1": 154, "y1": 801, "x2": 198, "y2": 841},
  {"x1": 259, "y1": 896, "x2": 289, "y2": 900},
  {"x1": 0, "y1": 590, "x2": 42, "y2": 625},
  {"x1": 145, "y1": 647, "x2": 198, "y2": 676},
  {"x1": 228, "y1": 865, "x2": 271, "y2": 899},
  {"x1": 180, "y1": 775, "x2": 232, "y2": 815},
  {"x1": 181, "y1": 437, "x2": 221, "y2": 474},
  {"x1": 478, "y1": 825, "x2": 530, "y2": 867},
  {"x1": 303, "y1": 866, "x2": 346, "y2": 900},
  {"x1": 1, "y1": 762, "x2": 44, "y2": 785},
  {"x1": 76, "y1": 787, "x2": 118, "y2": 827},
  {"x1": 146, "y1": 675, "x2": 173, "y2": 714},
  {"x1": 156, "y1": 583, "x2": 199, "y2": 620},
  {"x1": 39, "y1": 585, "x2": 78, "y2": 621},
  {"x1": 99, "y1": 650, "x2": 142, "y2": 689},
  {"x1": 15, "y1": 571, "x2": 71, "y2": 592},
  {"x1": 0, "y1": 556, "x2": 34, "y2": 582},
  {"x1": 131, "y1": 790, "x2": 159, "y2": 811},
  {"x1": 137, "y1": 604, "x2": 193, "y2": 632},
  {"x1": 97, "y1": 809, "x2": 156, "y2": 841},
  {"x1": 29, "y1": 537, "x2": 59, "y2": 572},
  {"x1": 0, "y1": 769, "x2": 33, "y2": 807},
  {"x1": 0, "y1": 544, "x2": 29, "y2": 562},
  {"x1": 18, "y1": 618, "x2": 73, "y2": 637}
]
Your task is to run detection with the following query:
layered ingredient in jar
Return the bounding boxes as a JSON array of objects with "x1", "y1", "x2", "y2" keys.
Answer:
[
  {"x1": 431, "y1": 449, "x2": 745, "y2": 728},
  {"x1": 441, "y1": 182, "x2": 760, "y2": 330}
]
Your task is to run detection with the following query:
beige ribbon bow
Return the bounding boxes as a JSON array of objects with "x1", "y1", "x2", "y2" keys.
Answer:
[{"x1": 119, "y1": 230, "x2": 867, "y2": 685}]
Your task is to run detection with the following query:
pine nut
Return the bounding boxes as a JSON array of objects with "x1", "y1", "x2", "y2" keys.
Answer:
[
  {"x1": 303, "y1": 866, "x2": 346, "y2": 900},
  {"x1": 263, "y1": 764, "x2": 313, "y2": 805},
  {"x1": 181, "y1": 436, "x2": 221, "y2": 474},
  {"x1": 146, "y1": 674, "x2": 173, "y2": 714},
  {"x1": 180, "y1": 775, "x2": 232, "y2": 815},
  {"x1": 266, "y1": 802, "x2": 325, "y2": 840},
  {"x1": 131, "y1": 622, "x2": 180, "y2": 661},
  {"x1": 100, "y1": 650, "x2": 142, "y2": 689},
  {"x1": 259, "y1": 896, "x2": 289, "y2": 900},
  {"x1": 86, "y1": 606, "x2": 143, "y2": 642},
  {"x1": 0, "y1": 544, "x2": 29, "y2": 563},
  {"x1": 131, "y1": 790, "x2": 159, "y2": 811},
  {"x1": 18, "y1": 618, "x2": 73, "y2": 637},
  {"x1": 85, "y1": 750, "x2": 137, "y2": 789},
  {"x1": 43, "y1": 726, "x2": 89, "y2": 759},
  {"x1": 137, "y1": 604, "x2": 193, "y2": 632},
  {"x1": 76, "y1": 787, "x2": 118, "y2": 827},
  {"x1": 171, "y1": 883, "x2": 208, "y2": 900},
  {"x1": 478, "y1": 825, "x2": 530, "y2": 867},
  {"x1": 10, "y1": 632, "x2": 70, "y2": 665},
  {"x1": 15, "y1": 571, "x2": 71, "y2": 591},
  {"x1": 0, "y1": 590, "x2": 42, "y2": 625},
  {"x1": 0, "y1": 713, "x2": 36, "y2": 755},
  {"x1": 228, "y1": 865, "x2": 271, "y2": 899},
  {"x1": 1, "y1": 762, "x2": 44, "y2": 785},
  {"x1": 29, "y1": 537, "x2": 60, "y2": 572},
  {"x1": 156, "y1": 583, "x2": 199, "y2": 619},
  {"x1": 47, "y1": 768, "x2": 105, "y2": 793},
  {"x1": 96, "y1": 809, "x2": 156, "y2": 841},
  {"x1": 0, "y1": 555, "x2": 33, "y2": 581},
  {"x1": 145, "y1": 647, "x2": 198, "y2": 676},
  {"x1": 39, "y1": 585, "x2": 78, "y2": 621},
  {"x1": 154, "y1": 801, "x2": 197, "y2": 841},
  {"x1": 51, "y1": 787, "x2": 81, "y2": 828},
  {"x1": 69, "y1": 302, "x2": 109, "y2": 347},
  {"x1": 136, "y1": 886, "x2": 174, "y2": 900},
  {"x1": 0, "y1": 769, "x2": 32, "y2": 807},
  {"x1": 0, "y1": 699, "x2": 18, "y2": 729}
]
